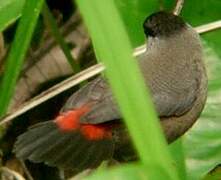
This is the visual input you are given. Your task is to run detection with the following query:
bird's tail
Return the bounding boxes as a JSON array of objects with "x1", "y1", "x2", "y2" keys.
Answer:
[{"x1": 13, "y1": 108, "x2": 114, "y2": 172}]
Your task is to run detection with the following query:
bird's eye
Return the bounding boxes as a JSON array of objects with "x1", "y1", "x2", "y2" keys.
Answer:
[{"x1": 143, "y1": 25, "x2": 156, "y2": 37}]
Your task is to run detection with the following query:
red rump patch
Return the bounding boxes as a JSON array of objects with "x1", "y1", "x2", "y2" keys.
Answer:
[
  {"x1": 55, "y1": 105, "x2": 89, "y2": 131},
  {"x1": 55, "y1": 105, "x2": 112, "y2": 140},
  {"x1": 81, "y1": 124, "x2": 112, "y2": 140}
]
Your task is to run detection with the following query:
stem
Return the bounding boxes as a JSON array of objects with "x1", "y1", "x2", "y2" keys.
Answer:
[
  {"x1": 1, "y1": 20, "x2": 220, "y2": 125},
  {"x1": 195, "y1": 20, "x2": 221, "y2": 34},
  {"x1": 173, "y1": 0, "x2": 184, "y2": 15},
  {"x1": 0, "y1": 64, "x2": 104, "y2": 125}
]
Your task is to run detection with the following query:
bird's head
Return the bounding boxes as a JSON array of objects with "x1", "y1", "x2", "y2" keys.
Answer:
[{"x1": 143, "y1": 11, "x2": 186, "y2": 38}]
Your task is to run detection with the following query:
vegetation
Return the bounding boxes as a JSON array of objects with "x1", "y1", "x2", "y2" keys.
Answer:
[{"x1": 0, "y1": 0, "x2": 220, "y2": 179}]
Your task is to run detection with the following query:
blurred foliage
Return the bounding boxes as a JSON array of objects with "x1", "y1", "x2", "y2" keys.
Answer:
[
  {"x1": 77, "y1": 0, "x2": 178, "y2": 179},
  {"x1": 183, "y1": 44, "x2": 221, "y2": 180},
  {"x1": 203, "y1": 165, "x2": 221, "y2": 180},
  {"x1": 0, "y1": 0, "x2": 44, "y2": 116},
  {"x1": 85, "y1": 163, "x2": 171, "y2": 180},
  {"x1": 0, "y1": 0, "x2": 25, "y2": 32},
  {"x1": 114, "y1": 0, "x2": 159, "y2": 47}
]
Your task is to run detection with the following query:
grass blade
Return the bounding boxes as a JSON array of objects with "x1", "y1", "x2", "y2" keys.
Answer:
[
  {"x1": 76, "y1": 0, "x2": 179, "y2": 179},
  {"x1": 0, "y1": 0, "x2": 44, "y2": 117}
]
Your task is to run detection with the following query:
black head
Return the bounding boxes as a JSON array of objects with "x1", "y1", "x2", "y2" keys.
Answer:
[{"x1": 143, "y1": 11, "x2": 186, "y2": 37}]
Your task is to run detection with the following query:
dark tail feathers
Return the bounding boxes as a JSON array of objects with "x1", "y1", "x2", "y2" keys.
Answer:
[{"x1": 13, "y1": 121, "x2": 114, "y2": 172}]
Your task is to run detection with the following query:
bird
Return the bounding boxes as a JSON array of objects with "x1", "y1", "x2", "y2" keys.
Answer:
[{"x1": 14, "y1": 11, "x2": 207, "y2": 173}]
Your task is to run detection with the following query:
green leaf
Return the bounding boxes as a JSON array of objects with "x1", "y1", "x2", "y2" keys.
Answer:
[
  {"x1": 184, "y1": 110, "x2": 221, "y2": 180},
  {"x1": 183, "y1": 45, "x2": 221, "y2": 180},
  {"x1": 0, "y1": 0, "x2": 25, "y2": 32},
  {"x1": 86, "y1": 163, "x2": 172, "y2": 180},
  {"x1": 114, "y1": 0, "x2": 159, "y2": 47},
  {"x1": 169, "y1": 140, "x2": 186, "y2": 180},
  {"x1": 76, "y1": 0, "x2": 178, "y2": 179},
  {"x1": 0, "y1": 0, "x2": 44, "y2": 116},
  {"x1": 203, "y1": 166, "x2": 221, "y2": 180}
]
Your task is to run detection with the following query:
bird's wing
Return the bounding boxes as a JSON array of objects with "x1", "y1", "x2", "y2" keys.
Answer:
[
  {"x1": 61, "y1": 77, "x2": 121, "y2": 124},
  {"x1": 62, "y1": 51, "x2": 200, "y2": 125}
]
